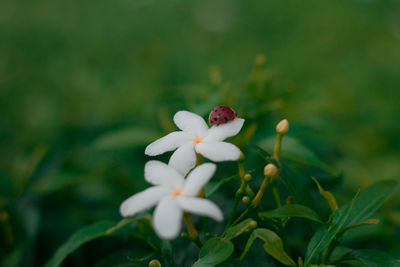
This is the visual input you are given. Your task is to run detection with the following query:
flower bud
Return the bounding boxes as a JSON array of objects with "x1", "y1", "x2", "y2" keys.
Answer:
[
  {"x1": 149, "y1": 259, "x2": 161, "y2": 267},
  {"x1": 180, "y1": 232, "x2": 188, "y2": 238},
  {"x1": 244, "y1": 174, "x2": 252, "y2": 182},
  {"x1": 242, "y1": 196, "x2": 250, "y2": 204},
  {"x1": 249, "y1": 220, "x2": 258, "y2": 228},
  {"x1": 286, "y1": 195, "x2": 294, "y2": 205},
  {"x1": 264, "y1": 163, "x2": 278, "y2": 178},
  {"x1": 255, "y1": 54, "x2": 266, "y2": 67},
  {"x1": 276, "y1": 119, "x2": 289, "y2": 135}
]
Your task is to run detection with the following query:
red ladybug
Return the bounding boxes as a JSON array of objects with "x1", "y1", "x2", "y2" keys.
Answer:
[{"x1": 208, "y1": 105, "x2": 237, "y2": 125}]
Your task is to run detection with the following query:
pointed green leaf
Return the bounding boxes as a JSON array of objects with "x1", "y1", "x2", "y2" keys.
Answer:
[
  {"x1": 193, "y1": 237, "x2": 234, "y2": 267},
  {"x1": 342, "y1": 180, "x2": 400, "y2": 227},
  {"x1": 205, "y1": 174, "x2": 238, "y2": 198},
  {"x1": 44, "y1": 218, "x2": 142, "y2": 267},
  {"x1": 258, "y1": 136, "x2": 336, "y2": 175},
  {"x1": 345, "y1": 249, "x2": 400, "y2": 267},
  {"x1": 223, "y1": 218, "x2": 255, "y2": 241},
  {"x1": 304, "y1": 195, "x2": 356, "y2": 266},
  {"x1": 259, "y1": 204, "x2": 323, "y2": 223},
  {"x1": 311, "y1": 177, "x2": 338, "y2": 212},
  {"x1": 93, "y1": 127, "x2": 161, "y2": 150},
  {"x1": 344, "y1": 219, "x2": 380, "y2": 231},
  {"x1": 279, "y1": 163, "x2": 318, "y2": 211},
  {"x1": 241, "y1": 228, "x2": 296, "y2": 266}
]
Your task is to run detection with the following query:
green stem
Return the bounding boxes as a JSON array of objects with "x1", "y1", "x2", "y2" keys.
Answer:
[
  {"x1": 271, "y1": 181, "x2": 281, "y2": 207},
  {"x1": 183, "y1": 212, "x2": 202, "y2": 247},
  {"x1": 252, "y1": 176, "x2": 269, "y2": 207},
  {"x1": 273, "y1": 134, "x2": 282, "y2": 161},
  {"x1": 232, "y1": 207, "x2": 252, "y2": 225},
  {"x1": 227, "y1": 192, "x2": 242, "y2": 227}
]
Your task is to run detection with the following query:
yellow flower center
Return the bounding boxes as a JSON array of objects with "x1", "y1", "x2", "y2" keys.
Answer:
[
  {"x1": 193, "y1": 137, "x2": 204, "y2": 145},
  {"x1": 171, "y1": 188, "x2": 183, "y2": 198}
]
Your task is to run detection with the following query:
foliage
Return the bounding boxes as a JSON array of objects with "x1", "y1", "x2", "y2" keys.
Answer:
[{"x1": 1, "y1": 1, "x2": 400, "y2": 266}]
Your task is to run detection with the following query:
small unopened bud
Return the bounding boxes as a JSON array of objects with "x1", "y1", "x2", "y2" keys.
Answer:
[
  {"x1": 264, "y1": 163, "x2": 278, "y2": 178},
  {"x1": 209, "y1": 65, "x2": 222, "y2": 85},
  {"x1": 286, "y1": 196, "x2": 294, "y2": 205},
  {"x1": 149, "y1": 259, "x2": 161, "y2": 267},
  {"x1": 244, "y1": 174, "x2": 252, "y2": 182},
  {"x1": 242, "y1": 196, "x2": 250, "y2": 204},
  {"x1": 180, "y1": 232, "x2": 188, "y2": 238},
  {"x1": 276, "y1": 119, "x2": 289, "y2": 135},
  {"x1": 249, "y1": 220, "x2": 258, "y2": 228},
  {"x1": 255, "y1": 54, "x2": 266, "y2": 67}
]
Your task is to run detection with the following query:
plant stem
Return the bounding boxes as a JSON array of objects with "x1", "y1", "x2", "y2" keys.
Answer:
[
  {"x1": 273, "y1": 134, "x2": 282, "y2": 161},
  {"x1": 252, "y1": 177, "x2": 269, "y2": 207},
  {"x1": 196, "y1": 153, "x2": 203, "y2": 165},
  {"x1": 227, "y1": 192, "x2": 242, "y2": 226},
  {"x1": 271, "y1": 181, "x2": 281, "y2": 207},
  {"x1": 232, "y1": 207, "x2": 252, "y2": 225},
  {"x1": 238, "y1": 159, "x2": 245, "y2": 182},
  {"x1": 195, "y1": 153, "x2": 209, "y2": 237},
  {"x1": 183, "y1": 212, "x2": 202, "y2": 247}
]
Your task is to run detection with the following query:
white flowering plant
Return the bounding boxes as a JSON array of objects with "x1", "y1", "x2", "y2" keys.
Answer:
[{"x1": 44, "y1": 102, "x2": 400, "y2": 267}]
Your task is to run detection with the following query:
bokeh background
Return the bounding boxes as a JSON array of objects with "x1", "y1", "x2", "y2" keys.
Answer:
[{"x1": 1, "y1": 0, "x2": 400, "y2": 266}]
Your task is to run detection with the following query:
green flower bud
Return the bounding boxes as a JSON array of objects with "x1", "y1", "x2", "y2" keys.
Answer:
[
  {"x1": 149, "y1": 259, "x2": 161, "y2": 267},
  {"x1": 264, "y1": 163, "x2": 278, "y2": 178},
  {"x1": 244, "y1": 174, "x2": 252, "y2": 182},
  {"x1": 249, "y1": 220, "x2": 258, "y2": 228},
  {"x1": 276, "y1": 119, "x2": 289, "y2": 135},
  {"x1": 242, "y1": 196, "x2": 250, "y2": 204}
]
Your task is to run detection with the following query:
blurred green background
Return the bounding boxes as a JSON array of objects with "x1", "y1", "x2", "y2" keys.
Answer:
[{"x1": 1, "y1": 0, "x2": 400, "y2": 266}]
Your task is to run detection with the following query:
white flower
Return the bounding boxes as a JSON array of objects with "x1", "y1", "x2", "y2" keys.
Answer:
[
  {"x1": 119, "y1": 161, "x2": 223, "y2": 240},
  {"x1": 145, "y1": 111, "x2": 245, "y2": 175}
]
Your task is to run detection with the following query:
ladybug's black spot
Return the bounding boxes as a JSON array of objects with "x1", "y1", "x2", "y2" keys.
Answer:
[
  {"x1": 224, "y1": 116, "x2": 228, "y2": 121},
  {"x1": 213, "y1": 118, "x2": 217, "y2": 121}
]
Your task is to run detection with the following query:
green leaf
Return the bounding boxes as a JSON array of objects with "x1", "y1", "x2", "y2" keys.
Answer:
[
  {"x1": 259, "y1": 204, "x2": 323, "y2": 223},
  {"x1": 93, "y1": 127, "x2": 161, "y2": 150},
  {"x1": 342, "y1": 180, "x2": 400, "y2": 227},
  {"x1": 311, "y1": 177, "x2": 338, "y2": 212},
  {"x1": 0, "y1": 245, "x2": 24, "y2": 267},
  {"x1": 344, "y1": 218, "x2": 380, "y2": 231},
  {"x1": 205, "y1": 174, "x2": 238, "y2": 197},
  {"x1": 193, "y1": 237, "x2": 234, "y2": 267},
  {"x1": 344, "y1": 249, "x2": 400, "y2": 267},
  {"x1": 205, "y1": 170, "x2": 255, "y2": 197},
  {"x1": 223, "y1": 218, "x2": 255, "y2": 241},
  {"x1": 29, "y1": 172, "x2": 90, "y2": 194},
  {"x1": 304, "y1": 194, "x2": 356, "y2": 266},
  {"x1": 279, "y1": 163, "x2": 317, "y2": 211},
  {"x1": 44, "y1": 218, "x2": 141, "y2": 267},
  {"x1": 241, "y1": 228, "x2": 296, "y2": 266},
  {"x1": 258, "y1": 136, "x2": 336, "y2": 175}
]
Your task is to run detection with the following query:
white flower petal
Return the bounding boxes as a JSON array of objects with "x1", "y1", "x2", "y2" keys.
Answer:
[
  {"x1": 153, "y1": 196, "x2": 183, "y2": 240},
  {"x1": 182, "y1": 163, "x2": 216, "y2": 197},
  {"x1": 173, "y1": 111, "x2": 209, "y2": 136},
  {"x1": 204, "y1": 118, "x2": 245, "y2": 142},
  {"x1": 145, "y1": 161, "x2": 184, "y2": 188},
  {"x1": 195, "y1": 142, "x2": 241, "y2": 162},
  {"x1": 145, "y1": 131, "x2": 191, "y2": 156},
  {"x1": 176, "y1": 197, "x2": 223, "y2": 221},
  {"x1": 120, "y1": 186, "x2": 167, "y2": 217},
  {"x1": 168, "y1": 142, "x2": 197, "y2": 176}
]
